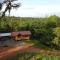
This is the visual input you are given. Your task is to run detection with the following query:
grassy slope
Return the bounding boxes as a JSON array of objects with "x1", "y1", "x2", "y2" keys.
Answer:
[{"x1": 25, "y1": 40, "x2": 55, "y2": 50}]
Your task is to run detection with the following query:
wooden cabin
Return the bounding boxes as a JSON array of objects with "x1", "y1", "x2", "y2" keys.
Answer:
[{"x1": 11, "y1": 31, "x2": 31, "y2": 41}]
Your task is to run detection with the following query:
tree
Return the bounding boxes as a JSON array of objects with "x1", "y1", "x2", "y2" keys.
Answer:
[
  {"x1": 52, "y1": 27, "x2": 60, "y2": 46},
  {"x1": 0, "y1": 0, "x2": 20, "y2": 17},
  {"x1": 0, "y1": 3, "x2": 2, "y2": 10}
]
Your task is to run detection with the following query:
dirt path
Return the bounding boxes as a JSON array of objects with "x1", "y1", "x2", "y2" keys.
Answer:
[
  {"x1": 0, "y1": 44, "x2": 33, "y2": 60},
  {"x1": 0, "y1": 44, "x2": 60, "y2": 60}
]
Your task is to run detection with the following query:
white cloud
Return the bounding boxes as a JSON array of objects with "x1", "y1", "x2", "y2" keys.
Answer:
[{"x1": 10, "y1": 5, "x2": 60, "y2": 17}]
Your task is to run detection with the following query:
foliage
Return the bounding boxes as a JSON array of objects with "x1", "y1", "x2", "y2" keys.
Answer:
[
  {"x1": 52, "y1": 27, "x2": 60, "y2": 46},
  {"x1": 7, "y1": 53, "x2": 60, "y2": 60},
  {"x1": 0, "y1": 15, "x2": 60, "y2": 48}
]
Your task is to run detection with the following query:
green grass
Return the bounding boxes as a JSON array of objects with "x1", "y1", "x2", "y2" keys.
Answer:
[
  {"x1": 25, "y1": 40, "x2": 55, "y2": 51},
  {"x1": 7, "y1": 52, "x2": 60, "y2": 60},
  {"x1": 26, "y1": 40, "x2": 60, "y2": 51}
]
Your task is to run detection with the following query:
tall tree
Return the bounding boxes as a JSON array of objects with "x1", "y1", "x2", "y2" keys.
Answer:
[{"x1": 0, "y1": 0, "x2": 20, "y2": 17}]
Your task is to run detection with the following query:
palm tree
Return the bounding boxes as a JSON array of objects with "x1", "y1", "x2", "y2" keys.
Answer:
[{"x1": 1, "y1": 0, "x2": 20, "y2": 17}]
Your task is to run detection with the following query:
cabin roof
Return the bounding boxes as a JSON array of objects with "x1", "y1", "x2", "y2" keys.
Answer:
[
  {"x1": 0, "y1": 31, "x2": 31, "y2": 37},
  {"x1": 11, "y1": 31, "x2": 31, "y2": 36}
]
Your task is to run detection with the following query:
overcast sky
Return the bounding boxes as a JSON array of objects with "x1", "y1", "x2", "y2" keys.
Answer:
[{"x1": 1, "y1": 0, "x2": 60, "y2": 17}]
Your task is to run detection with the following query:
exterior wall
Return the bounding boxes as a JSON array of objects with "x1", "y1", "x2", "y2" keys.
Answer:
[
  {"x1": 0, "y1": 36, "x2": 11, "y2": 41},
  {"x1": 21, "y1": 36, "x2": 30, "y2": 40},
  {"x1": 13, "y1": 36, "x2": 30, "y2": 41},
  {"x1": 15, "y1": 36, "x2": 21, "y2": 41}
]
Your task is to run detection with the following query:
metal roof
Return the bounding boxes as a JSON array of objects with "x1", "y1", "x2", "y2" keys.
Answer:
[
  {"x1": 0, "y1": 31, "x2": 31, "y2": 37},
  {"x1": 0, "y1": 33, "x2": 11, "y2": 37}
]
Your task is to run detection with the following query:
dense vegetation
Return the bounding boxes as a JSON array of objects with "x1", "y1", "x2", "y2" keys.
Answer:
[
  {"x1": 0, "y1": 15, "x2": 60, "y2": 49},
  {"x1": 7, "y1": 53, "x2": 60, "y2": 60}
]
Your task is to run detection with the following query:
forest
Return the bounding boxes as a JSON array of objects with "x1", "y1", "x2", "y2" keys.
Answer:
[{"x1": 0, "y1": 15, "x2": 60, "y2": 49}]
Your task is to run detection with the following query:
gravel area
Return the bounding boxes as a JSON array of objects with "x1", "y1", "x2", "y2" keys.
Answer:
[{"x1": 0, "y1": 38, "x2": 25, "y2": 47}]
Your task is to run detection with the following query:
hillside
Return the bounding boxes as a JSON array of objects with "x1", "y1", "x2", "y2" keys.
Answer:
[{"x1": 0, "y1": 15, "x2": 60, "y2": 50}]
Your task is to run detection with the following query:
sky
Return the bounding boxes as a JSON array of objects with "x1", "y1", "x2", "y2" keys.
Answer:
[{"x1": 0, "y1": 0, "x2": 60, "y2": 17}]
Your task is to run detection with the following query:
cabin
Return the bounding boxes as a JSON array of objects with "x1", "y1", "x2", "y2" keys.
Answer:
[
  {"x1": 0, "y1": 31, "x2": 31, "y2": 41},
  {"x1": 0, "y1": 31, "x2": 31, "y2": 46},
  {"x1": 11, "y1": 31, "x2": 31, "y2": 41}
]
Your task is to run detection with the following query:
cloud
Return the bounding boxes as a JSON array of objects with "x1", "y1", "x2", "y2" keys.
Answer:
[
  {"x1": 10, "y1": 5, "x2": 60, "y2": 17},
  {"x1": 1, "y1": 0, "x2": 60, "y2": 17}
]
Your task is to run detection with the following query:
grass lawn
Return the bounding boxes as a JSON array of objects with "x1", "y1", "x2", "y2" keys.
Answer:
[
  {"x1": 24, "y1": 40, "x2": 55, "y2": 51},
  {"x1": 25, "y1": 39, "x2": 60, "y2": 51}
]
